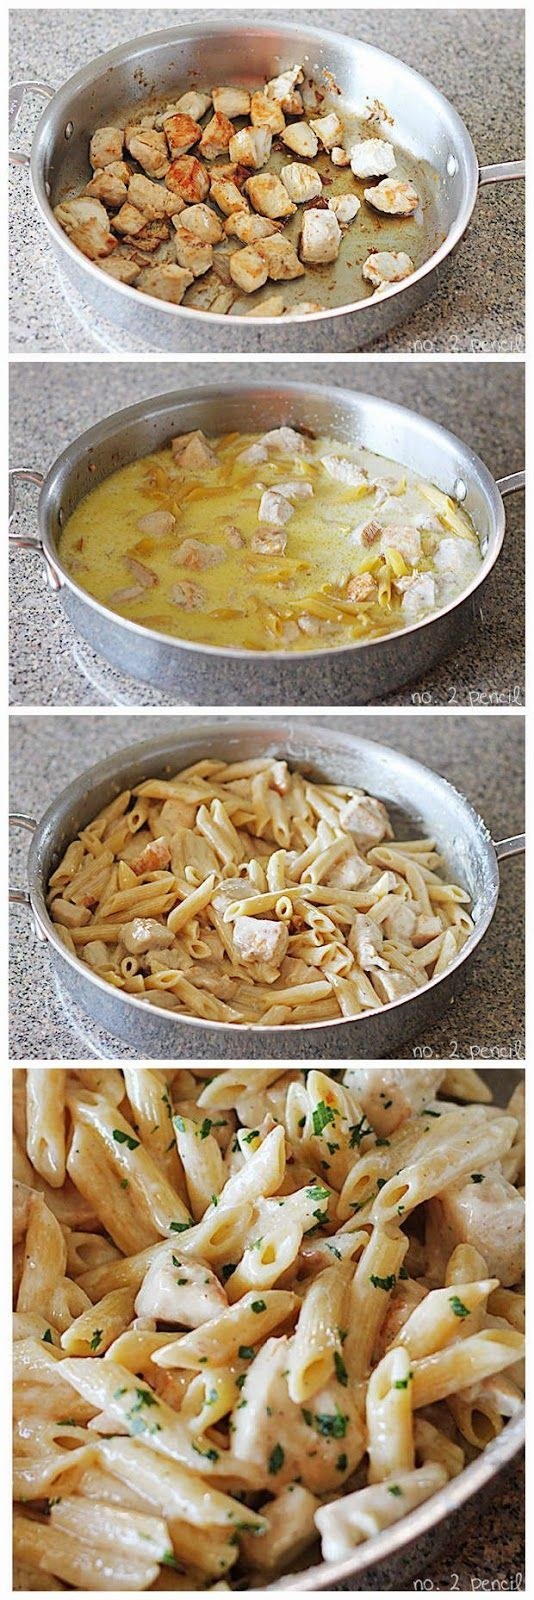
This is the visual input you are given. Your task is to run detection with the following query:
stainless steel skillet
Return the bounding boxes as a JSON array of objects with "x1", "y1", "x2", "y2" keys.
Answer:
[
  {"x1": 9, "y1": 721, "x2": 525, "y2": 1059},
  {"x1": 8, "y1": 381, "x2": 525, "y2": 706},
  {"x1": 9, "y1": 21, "x2": 525, "y2": 353}
]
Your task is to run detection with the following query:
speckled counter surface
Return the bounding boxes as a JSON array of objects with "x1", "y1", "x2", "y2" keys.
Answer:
[
  {"x1": 9, "y1": 712, "x2": 524, "y2": 1059},
  {"x1": 9, "y1": 359, "x2": 524, "y2": 707},
  {"x1": 9, "y1": 9, "x2": 524, "y2": 354}
]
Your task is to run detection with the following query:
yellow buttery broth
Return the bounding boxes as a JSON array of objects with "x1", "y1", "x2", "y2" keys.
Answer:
[{"x1": 59, "y1": 430, "x2": 483, "y2": 652}]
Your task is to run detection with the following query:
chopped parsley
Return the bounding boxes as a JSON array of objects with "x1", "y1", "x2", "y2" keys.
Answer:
[
  {"x1": 312, "y1": 1100, "x2": 336, "y2": 1136},
  {"x1": 251, "y1": 1300, "x2": 266, "y2": 1314},
  {"x1": 243, "y1": 1129, "x2": 260, "y2": 1144},
  {"x1": 336, "y1": 1453, "x2": 348, "y2": 1472},
  {"x1": 170, "y1": 1220, "x2": 192, "y2": 1233},
  {"x1": 394, "y1": 1374, "x2": 412, "y2": 1390},
  {"x1": 370, "y1": 1273, "x2": 396, "y2": 1292},
  {"x1": 120, "y1": 1178, "x2": 129, "y2": 1189},
  {"x1": 112, "y1": 1128, "x2": 140, "y2": 1151},
  {"x1": 89, "y1": 1329, "x2": 103, "y2": 1351},
  {"x1": 235, "y1": 1374, "x2": 247, "y2": 1390},
  {"x1": 302, "y1": 1405, "x2": 348, "y2": 1439},
  {"x1": 161, "y1": 1554, "x2": 183, "y2": 1571},
  {"x1": 192, "y1": 1442, "x2": 219, "y2": 1462},
  {"x1": 334, "y1": 1350, "x2": 348, "y2": 1387},
  {"x1": 268, "y1": 1443, "x2": 285, "y2": 1475},
  {"x1": 349, "y1": 1116, "x2": 373, "y2": 1149},
  {"x1": 449, "y1": 1295, "x2": 470, "y2": 1319},
  {"x1": 238, "y1": 1345, "x2": 255, "y2": 1361},
  {"x1": 388, "y1": 1483, "x2": 402, "y2": 1497}
]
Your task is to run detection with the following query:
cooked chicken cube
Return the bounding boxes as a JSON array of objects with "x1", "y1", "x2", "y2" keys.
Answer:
[
  {"x1": 89, "y1": 126, "x2": 124, "y2": 170},
  {"x1": 261, "y1": 426, "x2": 309, "y2": 455},
  {"x1": 125, "y1": 127, "x2": 170, "y2": 178},
  {"x1": 173, "y1": 223, "x2": 213, "y2": 276},
  {"x1": 256, "y1": 235, "x2": 304, "y2": 280},
  {"x1": 300, "y1": 207, "x2": 341, "y2": 264},
  {"x1": 265, "y1": 65, "x2": 304, "y2": 108},
  {"x1": 360, "y1": 518, "x2": 382, "y2": 546},
  {"x1": 166, "y1": 156, "x2": 210, "y2": 203},
  {"x1": 174, "y1": 90, "x2": 212, "y2": 121},
  {"x1": 363, "y1": 249, "x2": 415, "y2": 288},
  {"x1": 349, "y1": 138, "x2": 396, "y2": 179},
  {"x1": 309, "y1": 112, "x2": 343, "y2": 150},
  {"x1": 198, "y1": 113, "x2": 235, "y2": 160},
  {"x1": 331, "y1": 145, "x2": 350, "y2": 167},
  {"x1": 340, "y1": 793, "x2": 393, "y2": 846},
  {"x1": 250, "y1": 91, "x2": 285, "y2": 134},
  {"x1": 172, "y1": 431, "x2": 218, "y2": 471},
  {"x1": 251, "y1": 525, "x2": 288, "y2": 552},
  {"x1": 106, "y1": 160, "x2": 133, "y2": 184},
  {"x1": 54, "y1": 197, "x2": 117, "y2": 260},
  {"x1": 136, "y1": 263, "x2": 194, "y2": 303},
  {"x1": 136, "y1": 1247, "x2": 228, "y2": 1326},
  {"x1": 284, "y1": 300, "x2": 325, "y2": 316},
  {"x1": 321, "y1": 455, "x2": 368, "y2": 487},
  {"x1": 163, "y1": 113, "x2": 202, "y2": 157},
  {"x1": 99, "y1": 255, "x2": 141, "y2": 285},
  {"x1": 427, "y1": 1171, "x2": 524, "y2": 1287},
  {"x1": 85, "y1": 169, "x2": 128, "y2": 207},
  {"x1": 170, "y1": 580, "x2": 205, "y2": 608},
  {"x1": 344, "y1": 1067, "x2": 445, "y2": 1135},
  {"x1": 121, "y1": 918, "x2": 174, "y2": 954},
  {"x1": 137, "y1": 510, "x2": 176, "y2": 537},
  {"x1": 174, "y1": 539, "x2": 225, "y2": 570},
  {"x1": 212, "y1": 86, "x2": 251, "y2": 118},
  {"x1": 225, "y1": 211, "x2": 280, "y2": 244},
  {"x1": 364, "y1": 177, "x2": 420, "y2": 215},
  {"x1": 229, "y1": 246, "x2": 268, "y2": 294},
  {"x1": 386, "y1": 526, "x2": 421, "y2": 564},
  {"x1": 244, "y1": 294, "x2": 285, "y2": 317},
  {"x1": 433, "y1": 537, "x2": 480, "y2": 590},
  {"x1": 258, "y1": 489, "x2": 294, "y2": 526},
  {"x1": 399, "y1": 572, "x2": 436, "y2": 620},
  {"x1": 228, "y1": 125, "x2": 272, "y2": 169},
  {"x1": 176, "y1": 203, "x2": 224, "y2": 243},
  {"x1": 232, "y1": 917, "x2": 289, "y2": 966},
  {"x1": 127, "y1": 173, "x2": 183, "y2": 219},
  {"x1": 131, "y1": 835, "x2": 171, "y2": 875},
  {"x1": 280, "y1": 162, "x2": 322, "y2": 204},
  {"x1": 280, "y1": 122, "x2": 319, "y2": 159},
  {"x1": 346, "y1": 572, "x2": 378, "y2": 602},
  {"x1": 112, "y1": 202, "x2": 148, "y2": 237},
  {"x1": 133, "y1": 217, "x2": 171, "y2": 253},
  {"x1": 245, "y1": 173, "x2": 296, "y2": 219},
  {"x1": 329, "y1": 192, "x2": 360, "y2": 225},
  {"x1": 210, "y1": 177, "x2": 249, "y2": 215}
]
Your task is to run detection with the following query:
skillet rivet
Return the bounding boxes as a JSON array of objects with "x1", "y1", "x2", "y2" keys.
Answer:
[
  {"x1": 447, "y1": 154, "x2": 458, "y2": 176},
  {"x1": 454, "y1": 478, "x2": 467, "y2": 502},
  {"x1": 65, "y1": 121, "x2": 73, "y2": 139}
]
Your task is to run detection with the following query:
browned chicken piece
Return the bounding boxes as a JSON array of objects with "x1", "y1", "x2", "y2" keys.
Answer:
[
  {"x1": 256, "y1": 235, "x2": 304, "y2": 281},
  {"x1": 105, "y1": 160, "x2": 133, "y2": 184},
  {"x1": 170, "y1": 580, "x2": 205, "y2": 608},
  {"x1": 128, "y1": 172, "x2": 185, "y2": 219},
  {"x1": 137, "y1": 510, "x2": 176, "y2": 537},
  {"x1": 177, "y1": 203, "x2": 224, "y2": 244},
  {"x1": 112, "y1": 202, "x2": 148, "y2": 237},
  {"x1": 173, "y1": 224, "x2": 214, "y2": 277},
  {"x1": 265, "y1": 65, "x2": 304, "y2": 112},
  {"x1": 364, "y1": 177, "x2": 419, "y2": 216},
  {"x1": 209, "y1": 177, "x2": 249, "y2": 215},
  {"x1": 89, "y1": 126, "x2": 124, "y2": 169},
  {"x1": 280, "y1": 122, "x2": 319, "y2": 159},
  {"x1": 224, "y1": 523, "x2": 245, "y2": 547},
  {"x1": 244, "y1": 173, "x2": 296, "y2": 219},
  {"x1": 243, "y1": 294, "x2": 285, "y2": 317},
  {"x1": 346, "y1": 572, "x2": 378, "y2": 602},
  {"x1": 54, "y1": 197, "x2": 117, "y2": 260},
  {"x1": 131, "y1": 835, "x2": 172, "y2": 876},
  {"x1": 108, "y1": 581, "x2": 145, "y2": 601},
  {"x1": 251, "y1": 526, "x2": 287, "y2": 554},
  {"x1": 174, "y1": 539, "x2": 225, "y2": 570},
  {"x1": 136, "y1": 263, "x2": 194, "y2": 303},
  {"x1": 198, "y1": 112, "x2": 236, "y2": 160},
  {"x1": 125, "y1": 127, "x2": 170, "y2": 179},
  {"x1": 360, "y1": 519, "x2": 383, "y2": 547},
  {"x1": 229, "y1": 246, "x2": 268, "y2": 293},
  {"x1": 163, "y1": 113, "x2": 202, "y2": 157},
  {"x1": 99, "y1": 255, "x2": 141, "y2": 285},
  {"x1": 250, "y1": 91, "x2": 286, "y2": 133},
  {"x1": 172, "y1": 431, "x2": 218, "y2": 471},
  {"x1": 224, "y1": 212, "x2": 280, "y2": 244},
  {"x1": 212, "y1": 86, "x2": 251, "y2": 118},
  {"x1": 121, "y1": 918, "x2": 175, "y2": 954},
  {"x1": 84, "y1": 169, "x2": 128, "y2": 207},
  {"x1": 50, "y1": 899, "x2": 91, "y2": 929},
  {"x1": 228, "y1": 126, "x2": 272, "y2": 169},
  {"x1": 173, "y1": 90, "x2": 212, "y2": 121},
  {"x1": 211, "y1": 161, "x2": 251, "y2": 190},
  {"x1": 166, "y1": 155, "x2": 210, "y2": 203},
  {"x1": 124, "y1": 554, "x2": 158, "y2": 587},
  {"x1": 133, "y1": 218, "x2": 171, "y2": 253}
]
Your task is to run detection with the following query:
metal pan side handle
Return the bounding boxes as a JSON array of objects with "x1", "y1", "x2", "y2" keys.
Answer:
[
  {"x1": 496, "y1": 471, "x2": 526, "y2": 499},
  {"x1": 9, "y1": 814, "x2": 37, "y2": 907},
  {"x1": 494, "y1": 835, "x2": 525, "y2": 862},
  {"x1": 9, "y1": 80, "x2": 54, "y2": 164},
  {"x1": 9, "y1": 467, "x2": 63, "y2": 590},
  {"x1": 478, "y1": 160, "x2": 525, "y2": 187}
]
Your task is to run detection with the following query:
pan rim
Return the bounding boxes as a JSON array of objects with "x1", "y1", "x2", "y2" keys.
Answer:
[{"x1": 28, "y1": 18, "x2": 481, "y2": 328}]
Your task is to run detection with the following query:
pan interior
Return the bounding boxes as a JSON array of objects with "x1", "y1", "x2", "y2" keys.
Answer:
[{"x1": 37, "y1": 25, "x2": 474, "y2": 317}]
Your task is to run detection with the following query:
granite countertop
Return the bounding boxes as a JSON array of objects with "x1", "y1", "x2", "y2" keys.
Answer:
[
  {"x1": 9, "y1": 9, "x2": 524, "y2": 354},
  {"x1": 9, "y1": 359, "x2": 524, "y2": 707},
  {"x1": 9, "y1": 712, "x2": 524, "y2": 1059}
]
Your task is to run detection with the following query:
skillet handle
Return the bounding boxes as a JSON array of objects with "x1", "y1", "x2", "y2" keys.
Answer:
[
  {"x1": 494, "y1": 835, "x2": 525, "y2": 862},
  {"x1": 9, "y1": 467, "x2": 63, "y2": 591},
  {"x1": 9, "y1": 80, "x2": 55, "y2": 165},
  {"x1": 9, "y1": 814, "x2": 37, "y2": 907},
  {"x1": 496, "y1": 471, "x2": 525, "y2": 499},
  {"x1": 478, "y1": 160, "x2": 525, "y2": 186}
]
